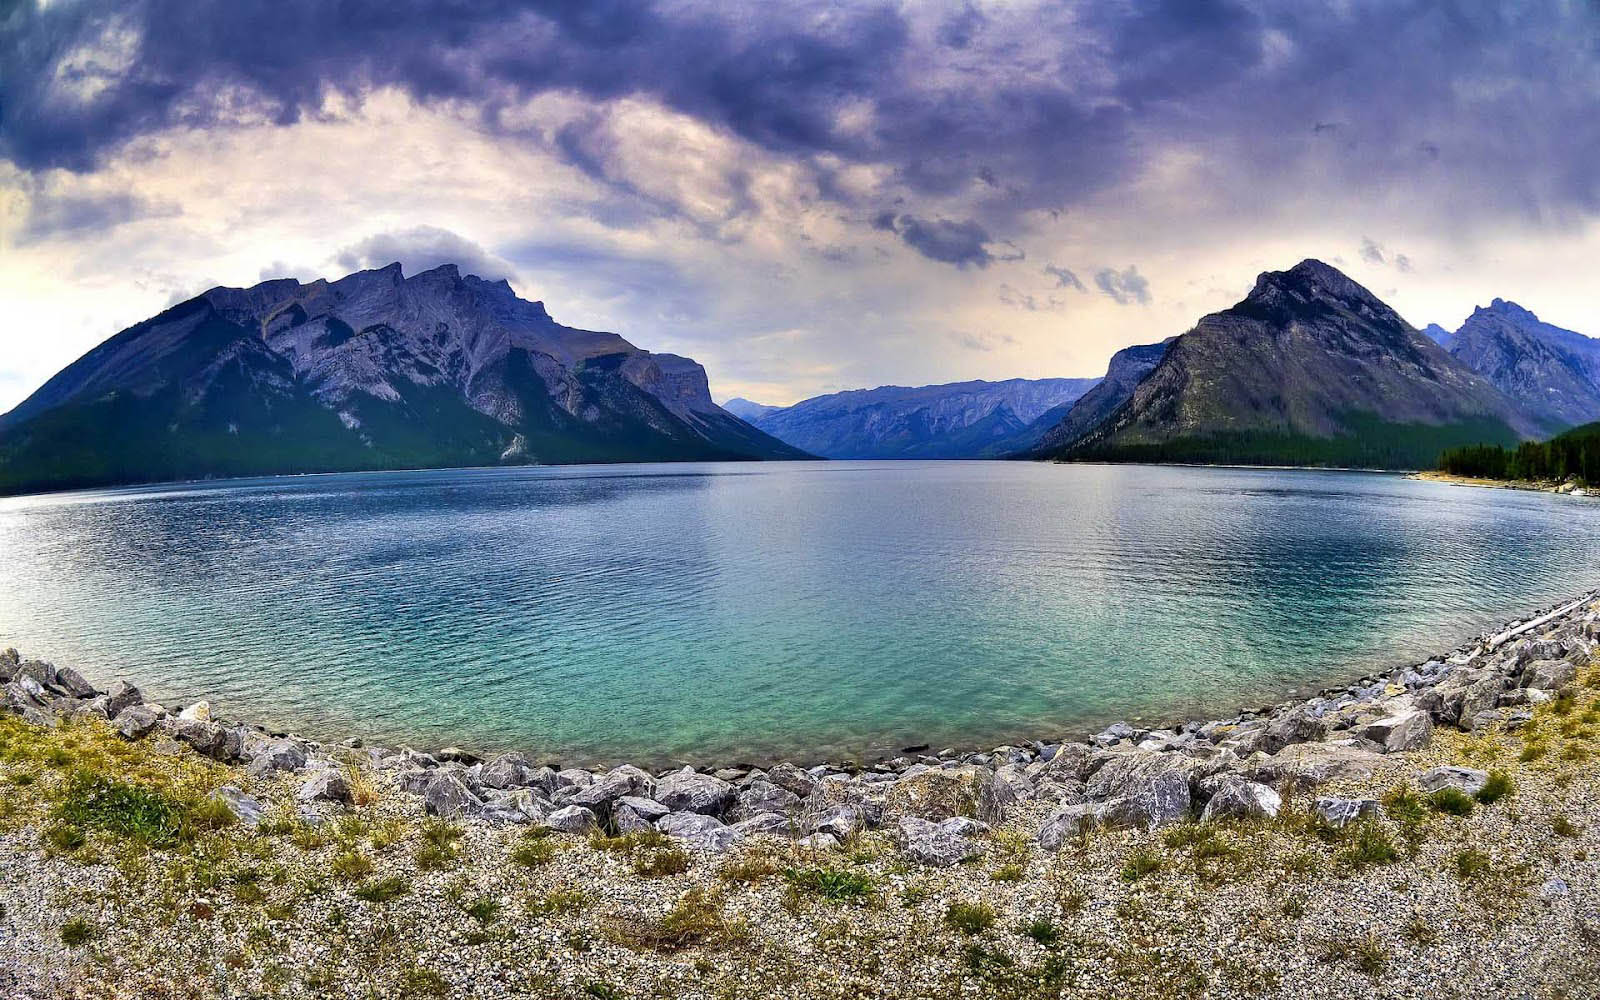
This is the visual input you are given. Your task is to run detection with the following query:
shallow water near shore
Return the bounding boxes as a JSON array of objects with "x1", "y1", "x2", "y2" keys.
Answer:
[{"x1": 1, "y1": 461, "x2": 1597, "y2": 764}]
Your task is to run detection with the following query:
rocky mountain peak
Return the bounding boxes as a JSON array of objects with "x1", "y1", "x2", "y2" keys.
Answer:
[{"x1": 1235, "y1": 258, "x2": 1405, "y2": 333}]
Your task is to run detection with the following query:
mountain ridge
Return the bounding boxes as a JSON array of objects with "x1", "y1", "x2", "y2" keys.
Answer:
[
  {"x1": 739, "y1": 377, "x2": 1100, "y2": 459},
  {"x1": 1043, "y1": 259, "x2": 1536, "y2": 469},
  {"x1": 0, "y1": 262, "x2": 807, "y2": 495},
  {"x1": 1441, "y1": 299, "x2": 1600, "y2": 432}
]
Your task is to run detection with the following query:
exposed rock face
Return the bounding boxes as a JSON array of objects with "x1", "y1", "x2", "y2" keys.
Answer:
[
  {"x1": 1444, "y1": 299, "x2": 1600, "y2": 431},
  {"x1": 1027, "y1": 339, "x2": 1171, "y2": 456},
  {"x1": 0, "y1": 262, "x2": 807, "y2": 496},
  {"x1": 1044, "y1": 260, "x2": 1536, "y2": 469},
  {"x1": 738, "y1": 377, "x2": 1100, "y2": 459}
]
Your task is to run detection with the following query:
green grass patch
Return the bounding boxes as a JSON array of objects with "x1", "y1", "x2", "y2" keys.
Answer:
[
  {"x1": 944, "y1": 900, "x2": 997, "y2": 935},
  {"x1": 1428, "y1": 787, "x2": 1475, "y2": 816},
  {"x1": 352, "y1": 876, "x2": 410, "y2": 903},
  {"x1": 1119, "y1": 846, "x2": 1162, "y2": 882},
  {"x1": 784, "y1": 866, "x2": 875, "y2": 903},
  {"x1": 56, "y1": 771, "x2": 186, "y2": 845},
  {"x1": 1475, "y1": 770, "x2": 1514, "y2": 805}
]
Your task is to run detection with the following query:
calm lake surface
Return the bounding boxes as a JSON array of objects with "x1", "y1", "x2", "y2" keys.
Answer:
[{"x1": 2, "y1": 462, "x2": 1597, "y2": 764}]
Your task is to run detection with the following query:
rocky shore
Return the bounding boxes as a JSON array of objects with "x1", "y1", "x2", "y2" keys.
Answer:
[{"x1": 2, "y1": 592, "x2": 1599, "y2": 998}]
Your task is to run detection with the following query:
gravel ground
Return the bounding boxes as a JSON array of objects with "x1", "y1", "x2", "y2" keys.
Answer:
[{"x1": 2, "y1": 686, "x2": 1598, "y2": 1000}]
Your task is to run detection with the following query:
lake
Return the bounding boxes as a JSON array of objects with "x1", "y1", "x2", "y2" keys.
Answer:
[{"x1": 1, "y1": 462, "x2": 1596, "y2": 765}]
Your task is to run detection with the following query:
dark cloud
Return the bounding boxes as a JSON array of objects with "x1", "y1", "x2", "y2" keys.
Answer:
[
  {"x1": 883, "y1": 214, "x2": 994, "y2": 268},
  {"x1": 335, "y1": 226, "x2": 517, "y2": 282},
  {"x1": 936, "y1": 3, "x2": 987, "y2": 49},
  {"x1": 1044, "y1": 263, "x2": 1086, "y2": 292},
  {"x1": 1359, "y1": 237, "x2": 1386, "y2": 265},
  {"x1": 1, "y1": 1, "x2": 1597, "y2": 236},
  {"x1": 16, "y1": 189, "x2": 173, "y2": 244},
  {"x1": 1094, "y1": 266, "x2": 1151, "y2": 306}
]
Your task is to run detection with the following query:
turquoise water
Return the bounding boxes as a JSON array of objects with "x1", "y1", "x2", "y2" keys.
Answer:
[{"x1": 0, "y1": 462, "x2": 1596, "y2": 765}]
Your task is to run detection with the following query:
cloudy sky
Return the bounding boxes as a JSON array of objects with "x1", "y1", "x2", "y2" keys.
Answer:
[{"x1": 2, "y1": 1, "x2": 1597, "y2": 411}]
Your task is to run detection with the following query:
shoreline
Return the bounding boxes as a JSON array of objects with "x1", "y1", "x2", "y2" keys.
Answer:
[
  {"x1": 1407, "y1": 469, "x2": 1594, "y2": 496},
  {"x1": 3, "y1": 590, "x2": 1598, "y2": 997}
]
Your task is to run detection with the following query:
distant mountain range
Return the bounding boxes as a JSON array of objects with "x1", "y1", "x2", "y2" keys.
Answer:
[
  {"x1": 1035, "y1": 260, "x2": 1539, "y2": 469},
  {"x1": 0, "y1": 263, "x2": 806, "y2": 494},
  {"x1": 1435, "y1": 299, "x2": 1600, "y2": 431},
  {"x1": 728, "y1": 378, "x2": 1100, "y2": 460},
  {"x1": 7, "y1": 256, "x2": 1595, "y2": 494}
]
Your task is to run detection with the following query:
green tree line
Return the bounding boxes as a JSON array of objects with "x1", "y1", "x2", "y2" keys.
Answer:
[{"x1": 1437, "y1": 422, "x2": 1600, "y2": 484}]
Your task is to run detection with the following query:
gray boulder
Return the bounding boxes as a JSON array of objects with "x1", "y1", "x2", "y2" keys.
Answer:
[
  {"x1": 1359, "y1": 709, "x2": 1433, "y2": 753},
  {"x1": 1417, "y1": 668, "x2": 1503, "y2": 729},
  {"x1": 1199, "y1": 778, "x2": 1281, "y2": 823},
  {"x1": 1084, "y1": 750, "x2": 1202, "y2": 801},
  {"x1": 1037, "y1": 804, "x2": 1100, "y2": 850},
  {"x1": 297, "y1": 770, "x2": 352, "y2": 804},
  {"x1": 1521, "y1": 659, "x2": 1578, "y2": 691},
  {"x1": 1099, "y1": 772, "x2": 1192, "y2": 830},
  {"x1": 423, "y1": 771, "x2": 484, "y2": 818},
  {"x1": 657, "y1": 811, "x2": 743, "y2": 851},
  {"x1": 479, "y1": 751, "x2": 537, "y2": 790},
  {"x1": 1256, "y1": 708, "x2": 1328, "y2": 754},
  {"x1": 1419, "y1": 766, "x2": 1489, "y2": 797},
  {"x1": 1248, "y1": 742, "x2": 1382, "y2": 791},
  {"x1": 211, "y1": 786, "x2": 266, "y2": 827},
  {"x1": 611, "y1": 802, "x2": 658, "y2": 834},
  {"x1": 1090, "y1": 721, "x2": 1146, "y2": 748},
  {"x1": 810, "y1": 803, "x2": 869, "y2": 839},
  {"x1": 104, "y1": 682, "x2": 143, "y2": 719},
  {"x1": 766, "y1": 762, "x2": 818, "y2": 798},
  {"x1": 570, "y1": 764, "x2": 655, "y2": 814},
  {"x1": 171, "y1": 718, "x2": 229, "y2": 759},
  {"x1": 732, "y1": 812, "x2": 795, "y2": 836},
  {"x1": 897, "y1": 816, "x2": 984, "y2": 867},
  {"x1": 654, "y1": 769, "x2": 736, "y2": 815},
  {"x1": 989, "y1": 764, "x2": 1035, "y2": 809},
  {"x1": 733, "y1": 780, "x2": 800, "y2": 819},
  {"x1": 53, "y1": 667, "x2": 98, "y2": 699},
  {"x1": 113, "y1": 704, "x2": 163, "y2": 740},
  {"x1": 1312, "y1": 796, "x2": 1382, "y2": 827},
  {"x1": 616, "y1": 795, "x2": 670, "y2": 821},
  {"x1": 247, "y1": 739, "x2": 308, "y2": 775},
  {"x1": 544, "y1": 804, "x2": 599, "y2": 833},
  {"x1": 396, "y1": 768, "x2": 437, "y2": 795},
  {"x1": 553, "y1": 768, "x2": 595, "y2": 790},
  {"x1": 481, "y1": 789, "x2": 548, "y2": 824}
]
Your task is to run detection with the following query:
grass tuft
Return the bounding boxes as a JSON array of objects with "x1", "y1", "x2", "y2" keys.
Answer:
[{"x1": 944, "y1": 900, "x2": 997, "y2": 935}]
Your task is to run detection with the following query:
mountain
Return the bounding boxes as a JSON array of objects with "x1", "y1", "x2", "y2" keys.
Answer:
[
  {"x1": 1024, "y1": 338, "x2": 1172, "y2": 457},
  {"x1": 1442, "y1": 299, "x2": 1600, "y2": 432},
  {"x1": 742, "y1": 378, "x2": 1101, "y2": 459},
  {"x1": 0, "y1": 262, "x2": 808, "y2": 495},
  {"x1": 1420, "y1": 323, "x2": 1455, "y2": 349},
  {"x1": 722, "y1": 397, "x2": 783, "y2": 422},
  {"x1": 1043, "y1": 259, "x2": 1537, "y2": 470}
]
